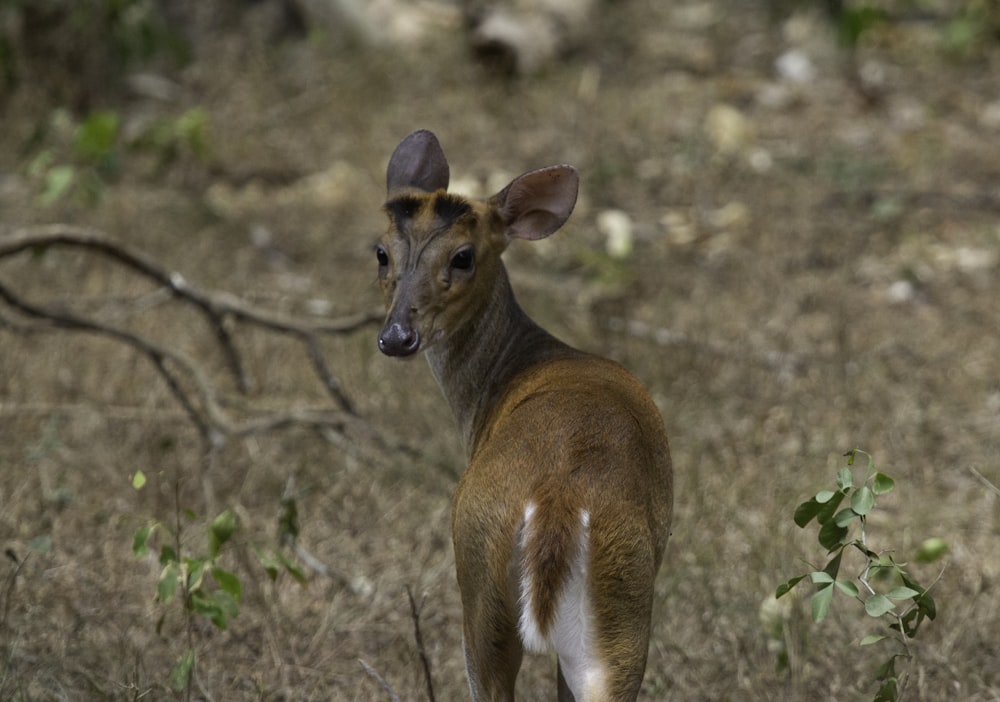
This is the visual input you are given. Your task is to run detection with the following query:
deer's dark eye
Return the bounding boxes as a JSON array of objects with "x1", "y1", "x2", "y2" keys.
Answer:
[
  {"x1": 375, "y1": 245, "x2": 389, "y2": 267},
  {"x1": 450, "y1": 247, "x2": 474, "y2": 271}
]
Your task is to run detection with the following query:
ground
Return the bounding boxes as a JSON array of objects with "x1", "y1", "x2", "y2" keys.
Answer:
[{"x1": 1, "y1": 0, "x2": 999, "y2": 700}]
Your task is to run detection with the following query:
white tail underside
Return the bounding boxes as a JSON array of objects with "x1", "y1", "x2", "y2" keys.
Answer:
[{"x1": 517, "y1": 503, "x2": 607, "y2": 699}]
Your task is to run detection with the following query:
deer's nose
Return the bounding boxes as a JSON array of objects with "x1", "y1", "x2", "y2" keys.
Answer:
[{"x1": 378, "y1": 321, "x2": 420, "y2": 357}]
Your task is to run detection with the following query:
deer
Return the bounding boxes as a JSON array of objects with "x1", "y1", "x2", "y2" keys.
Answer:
[{"x1": 374, "y1": 129, "x2": 673, "y2": 702}]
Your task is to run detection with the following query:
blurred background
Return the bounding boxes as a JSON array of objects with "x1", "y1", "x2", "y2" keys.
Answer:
[{"x1": 1, "y1": 0, "x2": 998, "y2": 699}]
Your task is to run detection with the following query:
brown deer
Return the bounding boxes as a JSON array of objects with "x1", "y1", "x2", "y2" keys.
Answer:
[{"x1": 375, "y1": 130, "x2": 672, "y2": 701}]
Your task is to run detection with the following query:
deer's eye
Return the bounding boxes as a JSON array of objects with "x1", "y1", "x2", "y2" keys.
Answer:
[
  {"x1": 450, "y1": 247, "x2": 474, "y2": 271},
  {"x1": 375, "y1": 245, "x2": 389, "y2": 267}
]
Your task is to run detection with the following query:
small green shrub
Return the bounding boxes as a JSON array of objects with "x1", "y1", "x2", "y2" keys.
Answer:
[
  {"x1": 776, "y1": 449, "x2": 942, "y2": 701},
  {"x1": 131, "y1": 470, "x2": 305, "y2": 696}
]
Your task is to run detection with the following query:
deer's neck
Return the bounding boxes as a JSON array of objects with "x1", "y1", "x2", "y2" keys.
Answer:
[{"x1": 425, "y1": 265, "x2": 574, "y2": 456}]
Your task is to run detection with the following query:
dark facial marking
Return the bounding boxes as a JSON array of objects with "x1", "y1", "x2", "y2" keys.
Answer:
[
  {"x1": 385, "y1": 195, "x2": 425, "y2": 232},
  {"x1": 433, "y1": 193, "x2": 472, "y2": 228}
]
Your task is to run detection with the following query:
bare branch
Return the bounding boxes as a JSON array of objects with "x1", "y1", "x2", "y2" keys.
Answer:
[
  {"x1": 0, "y1": 225, "x2": 391, "y2": 457},
  {"x1": 0, "y1": 225, "x2": 382, "y2": 412}
]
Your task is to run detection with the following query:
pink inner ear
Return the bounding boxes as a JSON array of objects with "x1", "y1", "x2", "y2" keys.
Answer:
[
  {"x1": 497, "y1": 165, "x2": 579, "y2": 241},
  {"x1": 506, "y1": 210, "x2": 565, "y2": 241}
]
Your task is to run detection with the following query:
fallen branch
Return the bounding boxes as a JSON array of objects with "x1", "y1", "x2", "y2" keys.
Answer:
[
  {"x1": 0, "y1": 224, "x2": 388, "y2": 456},
  {"x1": 0, "y1": 225, "x2": 382, "y2": 412}
]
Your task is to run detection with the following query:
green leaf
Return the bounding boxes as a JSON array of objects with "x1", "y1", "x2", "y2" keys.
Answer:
[
  {"x1": 191, "y1": 589, "x2": 238, "y2": 630},
  {"x1": 208, "y1": 509, "x2": 236, "y2": 559},
  {"x1": 276, "y1": 550, "x2": 308, "y2": 587},
  {"x1": 30, "y1": 535, "x2": 52, "y2": 553},
  {"x1": 836, "y1": 467, "x2": 854, "y2": 490},
  {"x1": 916, "y1": 537, "x2": 947, "y2": 563},
  {"x1": 861, "y1": 634, "x2": 888, "y2": 646},
  {"x1": 850, "y1": 486, "x2": 875, "y2": 515},
  {"x1": 75, "y1": 110, "x2": 119, "y2": 162},
  {"x1": 874, "y1": 677, "x2": 898, "y2": 702},
  {"x1": 816, "y1": 490, "x2": 846, "y2": 525},
  {"x1": 133, "y1": 524, "x2": 155, "y2": 557},
  {"x1": 810, "y1": 571, "x2": 834, "y2": 585},
  {"x1": 793, "y1": 498, "x2": 823, "y2": 528},
  {"x1": 900, "y1": 573, "x2": 936, "y2": 620},
  {"x1": 865, "y1": 594, "x2": 895, "y2": 617},
  {"x1": 186, "y1": 558, "x2": 206, "y2": 592},
  {"x1": 822, "y1": 550, "x2": 843, "y2": 581},
  {"x1": 169, "y1": 650, "x2": 195, "y2": 692},
  {"x1": 811, "y1": 584, "x2": 834, "y2": 622},
  {"x1": 815, "y1": 490, "x2": 836, "y2": 503},
  {"x1": 775, "y1": 575, "x2": 805, "y2": 599},
  {"x1": 158, "y1": 562, "x2": 180, "y2": 604},
  {"x1": 886, "y1": 586, "x2": 920, "y2": 600},
  {"x1": 818, "y1": 520, "x2": 849, "y2": 550},
  {"x1": 131, "y1": 470, "x2": 147, "y2": 489},
  {"x1": 833, "y1": 507, "x2": 859, "y2": 527},
  {"x1": 255, "y1": 548, "x2": 309, "y2": 587},
  {"x1": 279, "y1": 496, "x2": 300, "y2": 542},
  {"x1": 159, "y1": 544, "x2": 177, "y2": 566},
  {"x1": 872, "y1": 472, "x2": 895, "y2": 495},
  {"x1": 835, "y1": 579, "x2": 859, "y2": 598},
  {"x1": 896, "y1": 608, "x2": 922, "y2": 638},
  {"x1": 211, "y1": 567, "x2": 242, "y2": 604},
  {"x1": 875, "y1": 654, "x2": 898, "y2": 682},
  {"x1": 175, "y1": 107, "x2": 210, "y2": 160},
  {"x1": 40, "y1": 165, "x2": 75, "y2": 206},
  {"x1": 256, "y1": 548, "x2": 281, "y2": 582}
]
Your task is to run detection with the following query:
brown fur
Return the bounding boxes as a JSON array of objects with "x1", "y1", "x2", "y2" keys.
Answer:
[{"x1": 377, "y1": 130, "x2": 672, "y2": 701}]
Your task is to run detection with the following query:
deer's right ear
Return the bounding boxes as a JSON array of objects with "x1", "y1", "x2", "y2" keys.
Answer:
[
  {"x1": 386, "y1": 130, "x2": 450, "y2": 195},
  {"x1": 492, "y1": 165, "x2": 578, "y2": 241}
]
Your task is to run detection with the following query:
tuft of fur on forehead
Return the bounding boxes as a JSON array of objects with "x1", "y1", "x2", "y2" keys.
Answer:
[{"x1": 385, "y1": 192, "x2": 476, "y2": 237}]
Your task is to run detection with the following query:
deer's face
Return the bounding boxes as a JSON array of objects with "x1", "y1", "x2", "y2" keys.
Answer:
[{"x1": 376, "y1": 190, "x2": 504, "y2": 357}]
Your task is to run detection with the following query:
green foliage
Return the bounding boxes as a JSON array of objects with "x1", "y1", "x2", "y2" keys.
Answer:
[
  {"x1": 776, "y1": 449, "x2": 943, "y2": 701},
  {"x1": 836, "y1": 4, "x2": 888, "y2": 48},
  {"x1": 25, "y1": 106, "x2": 210, "y2": 206},
  {"x1": 131, "y1": 472, "x2": 306, "y2": 695},
  {"x1": 131, "y1": 504, "x2": 242, "y2": 694},
  {"x1": 789, "y1": 1, "x2": 999, "y2": 57},
  {"x1": 131, "y1": 508, "x2": 241, "y2": 630}
]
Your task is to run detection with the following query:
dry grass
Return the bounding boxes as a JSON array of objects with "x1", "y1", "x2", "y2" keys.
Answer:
[{"x1": 2, "y1": 1, "x2": 999, "y2": 699}]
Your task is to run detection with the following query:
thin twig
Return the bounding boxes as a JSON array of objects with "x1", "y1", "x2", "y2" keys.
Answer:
[
  {"x1": 406, "y1": 585, "x2": 436, "y2": 702},
  {"x1": 359, "y1": 659, "x2": 401, "y2": 702},
  {"x1": 1, "y1": 550, "x2": 27, "y2": 633},
  {"x1": 969, "y1": 466, "x2": 1000, "y2": 498}
]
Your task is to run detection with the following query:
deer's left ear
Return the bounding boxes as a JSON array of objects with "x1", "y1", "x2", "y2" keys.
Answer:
[
  {"x1": 387, "y1": 129, "x2": 451, "y2": 195},
  {"x1": 491, "y1": 165, "x2": 578, "y2": 241}
]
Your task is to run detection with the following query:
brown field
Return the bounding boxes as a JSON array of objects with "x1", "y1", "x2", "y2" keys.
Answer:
[{"x1": 1, "y1": 1, "x2": 998, "y2": 700}]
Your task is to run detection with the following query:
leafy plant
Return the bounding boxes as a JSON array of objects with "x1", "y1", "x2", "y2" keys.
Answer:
[
  {"x1": 132, "y1": 498, "x2": 242, "y2": 694},
  {"x1": 776, "y1": 449, "x2": 942, "y2": 701},
  {"x1": 131, "y1": 469, "x2": 306, "y2": 696}
]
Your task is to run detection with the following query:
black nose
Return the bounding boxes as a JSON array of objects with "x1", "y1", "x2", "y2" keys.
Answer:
[{"x1": 378, "y1": 322, "x2": 420, "y2": 357}]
